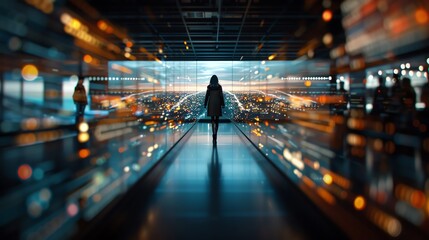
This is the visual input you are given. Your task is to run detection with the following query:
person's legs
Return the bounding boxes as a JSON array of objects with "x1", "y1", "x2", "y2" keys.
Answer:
[
  {"x1": 76, "y1": 104, "x2": 86, "y2": 124},
  {"x1": 214, "y1": 116, "x2": 219, "y2": 135}
]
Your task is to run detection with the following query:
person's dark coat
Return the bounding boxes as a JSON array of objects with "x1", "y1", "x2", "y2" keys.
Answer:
[
  {"x1": 204, "y1": 84, "x2": 225, "y2": 116},
  {"x1": 73, "y1": 84, "x2": 88, "y2": 105}
]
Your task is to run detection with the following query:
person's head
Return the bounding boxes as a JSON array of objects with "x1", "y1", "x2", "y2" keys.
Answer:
[
  {"x1": 392, "y1": 74, "x2": 400, "y2": 85},
  {"x1": 402, "y1": 77, "x2": 411, "y2": 87},
  {"x1": 78, "y1": 76, "x2": 84, "y2": 85},
  {"x1": 378, "y1": 76, "x2": 385, "y2": 86},
  {"x1": 210, "y1": 75, "x2": 219, "y2": 85}
]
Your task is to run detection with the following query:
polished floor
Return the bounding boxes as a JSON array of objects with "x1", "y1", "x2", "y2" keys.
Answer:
[{"x1": 82, "y1": 122, "x2": 345, "y2": 240}]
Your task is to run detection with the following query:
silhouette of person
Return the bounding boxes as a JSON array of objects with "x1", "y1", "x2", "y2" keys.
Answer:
[
  {"x1": 371, "y1": 76, "x2": 389, "y2": 115},
  {"x1": 400, "y1": 77, "x2": 416, "y2": 111},
  {"x1": 334, "y1": 81, "x2": 349, "y2": 115},
  {"x1": 421, "y1": 77, "x2": 429, "y2": 111},
  {"x1": 204, "y1": 75, "x2": 225, "y2": 144},
  {"x1": 73, "y1": 76, "x2": 88, "y2": 124},
  {"x1": 388, "y1": 74, "x2": 402, "y2": 113}
]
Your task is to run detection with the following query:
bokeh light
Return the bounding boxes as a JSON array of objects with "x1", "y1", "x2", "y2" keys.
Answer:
[
  {"x1": 78, "y1": 149, "x2": 90, "y2": 158},
  {"x1": 322, "y1": 9, "x2": 333, "y2": 22},
  {"x1": 415, "y1": 8, "x2": 428, "y2": 24},
  {"x1": 323, "y1": 174, "x2": 333, "y2": 185},
  {"x1": 83, "y1": 54, "x2": 93, "y2": 63},
  {"x1": 78, "y1": 122, "x2": 89, "y2": 132},
  {"x1": 18, "y1": 164, "x2": 32, "y2": 180},
  {"x1": 67, "y1": 203, "x2": 79, "y2": 217},
  {"x1": 78, "y1": 132, "x2": 90, "y2": 142},
  {"x1": 21, "y1": 64, "x2": 39, "y2": 81},
  {"x1": 354, "y1": 196, "x2": 366, "y2": 210},
  {"x1": 323, "y1": 33, "x2": 333, "y2": 46}
]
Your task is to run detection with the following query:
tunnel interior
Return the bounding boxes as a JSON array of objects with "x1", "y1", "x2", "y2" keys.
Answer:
[{"x1": 1, "y1": 0, "x2": 429, "y2": 240}]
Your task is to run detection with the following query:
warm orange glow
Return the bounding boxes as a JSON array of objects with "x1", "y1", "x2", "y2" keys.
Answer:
[
  {"x1": 354, "y1": 196, "x2": 366, "y2": 210},
  {"x1": 97, "y1": 20, "x2": 108, "y2": 31},
  {"x1": 83, "y1": 54, "x2": 93, "y2": 63},
  {"x1": 71, "y1": 18, "x2": 81, "y2": 29},
  {"x1": 16, "y1": 133, "x2": 37, "y2": 145},
  {"x1": 118, "y1": 147, "x2": 126, "y2": 153},
  {"x1": 323, "y1": 174, "x2": 333, "y2": 185},
  {"x1": 268, "y1": 54, "x2": 276, "y2": 60},
  {"x1": 111, "y1": 63, "x2": 133, "y2": 74},
  {"x1": 18, "y1": 164, "x2": 32, "y2": 180},
  {"x1": 78, "y1": 149, "x2": 90, "y2": 158},
  {"x1": 415, "y1": 8, "x2": 428, "y2": 24},
  {"x1": 22, "y1": 118, "x2": 39, "y2": 130},
  {"x1": 304, "y1": 80, "x2": 311, "y2": 87},
  {"x1": 126, "y1": 41, "x2": 133, "y2": 48},
  {"x1": 410, "y1": 190, "x2": 426, "y2": 208},
  {"x1": 322, "y1": 9, "x2": 333, "y2": 22},
  {"x1": 21, "y1": 64, "x2": 39, "y2": 81},
  {"x1": 317, "y1": 187, "x2": 336, "y2": 205},
  {"x1": 78, "y1": 132, "x2": 89, "y2": 143}
]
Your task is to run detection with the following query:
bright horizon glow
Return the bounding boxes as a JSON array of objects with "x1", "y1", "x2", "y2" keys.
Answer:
[{"x1": 107, "y1": 60, "x2": 331, "y2": 92}]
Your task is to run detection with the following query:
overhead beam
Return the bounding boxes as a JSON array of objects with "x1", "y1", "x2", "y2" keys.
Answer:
[
  {"x1": 232, "y1": 0, "x2": 252, "y2": 59},
  {"x1": 176, "y1": 0, "x2": 197, "y2": 58},
  {"x1": 216, "y1": 0, "x2": 222, "y2": 47}
]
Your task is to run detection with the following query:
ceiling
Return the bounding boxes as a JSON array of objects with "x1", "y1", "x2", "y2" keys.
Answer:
[{"x1": 83, "y1": 0, "x2": 345, "y2": 61}]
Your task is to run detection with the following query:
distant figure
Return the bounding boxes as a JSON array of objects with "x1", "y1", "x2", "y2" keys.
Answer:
[
  {"x1": 421, "y1": 77, "x2": 429, "y2": 110},
  {"x1": 400, "y1": 77, "x2": 416, "y2": 111},
  {"x1": 388, "y1": 74, "x2": 402, "y2": 113},
  {"x1": 73, "y1": 77, "x2": 88, "y2": 124},
  {"x1": 204, "y1": 75, "x2": 225, "y2": 145},
  {"x1": 334, "y1": 81, "x2": 349, "y2": 114},
  {"x1": 371, "y1": 76, "x2": 389, "y2": 115}
]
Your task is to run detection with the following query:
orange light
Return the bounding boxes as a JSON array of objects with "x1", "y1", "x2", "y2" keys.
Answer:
[
  {"x1": 354, "y1": 196, "x2": 366, "y2": 210},
  {"x1": 323, "y1": 174, "x2": 333, "y2": 185},
  {"x1": 18, "y1": 164, "x2": 32, "y2": 180},
  {"x1": 21, "y1": 64, "x2": 38, "y2": 81},
  {"x1": 78, "y1": 149, "x2": 90, "y2": 158},
  {"x1": 83, "y1": 54, "x2": 92, "y2": 63},
  {"x1": 415, "y1": 8, "x2": 428, "y2": 24},
  {"x1": 322, "y1": 9, "x2": 333, "y2": 22},
  {"x1": 304, "y1": 80, "x2": 312, "y2": 87},
  {"x1": 410, "y1": 190, "x2": 426, "y2": 208},
  {"x1": 268, "y1": 54, "x2": 276, "y2": 60},
  {"x1": 126, "y1": 41, "x2": 133, "y2": 48},
  {"x1": 97, "y1": 20, "x2": 108, "y2": 31}
]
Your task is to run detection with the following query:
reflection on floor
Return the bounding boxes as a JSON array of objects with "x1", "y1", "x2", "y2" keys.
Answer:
[{"x1": 85, "y1": 123, "x2": 345, "y2": 240}]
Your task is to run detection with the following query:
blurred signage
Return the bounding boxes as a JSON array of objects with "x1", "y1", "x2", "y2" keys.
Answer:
[{"x1": 341, "y1": 0, "x2": 429, "y2": 60}]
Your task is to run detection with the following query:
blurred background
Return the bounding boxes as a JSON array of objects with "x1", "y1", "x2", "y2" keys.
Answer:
[{"x1": 1, "y1": 0, "x2": 429, "y2": 239}]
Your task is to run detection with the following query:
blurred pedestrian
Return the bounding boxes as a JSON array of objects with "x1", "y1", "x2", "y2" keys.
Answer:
[
  {"x1": 401, "y1": 77, "x2": 416, "y2": 111},
  {"x1": 421, "y1": 77, "x2": 429, "y2": 110},
  {"x1": 73, "y1": 76, "x2": 88, "y2": 124},
  {"x1": 333, "y1": 81, "x2": 349, "y2": 115},
  {"x1": 388, "y1": 74, "x2": 402, "y2": 113},
  {"x1": 204, "y1": 75, "x2": 225, "y2": 145},
  {"x1": 371, "y1": 76, "x2": 389, "y2": 115}
]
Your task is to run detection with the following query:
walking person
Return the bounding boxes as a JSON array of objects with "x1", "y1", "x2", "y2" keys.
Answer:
[
  {"x1": 73, "y1": 76, "x2": 88, "y2": 125},
  {"x1": 204, "y1": 75, "x2": 225, "y2": 145}
]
